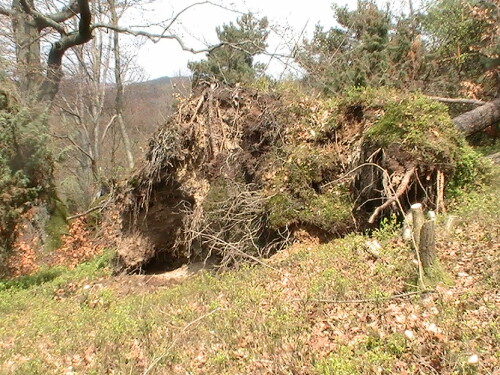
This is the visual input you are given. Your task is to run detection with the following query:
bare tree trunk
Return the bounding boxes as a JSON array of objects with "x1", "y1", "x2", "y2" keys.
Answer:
[
  {"x1": 117, "y1": 114, "x2": 135, "y2": 169},
  {"x1": 110, "y1": 0, "x2": 134, "y2": 170},
  {"x1": 7, "y1": 0, "x2": 92, "y2": 104},
  {"x1": 11, "y1": 0, "x2": 42, "y2": 99},
  {"x1": 453, "y1": 98, "x2": 500, "y2": 136},
  {"x1": 39, "y1": 0, "x2": 92, "y2": 103}
]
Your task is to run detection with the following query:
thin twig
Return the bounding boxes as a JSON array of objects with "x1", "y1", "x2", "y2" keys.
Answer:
[
  {"x1": 67, "y1": 202, "x2": 108, "y2": 220},
  {"x1": 295, "y1": 290, "x2": 435, "y2": 304},
  {"x1": 188, "y1": 88, "x2": 208, "y2": 125},
  {"x1": 50, "y1": 133, "x2": 95, "y2": 163},
  {"x1": 194, "y1": 231, "x2": 283, "y2": 273}
]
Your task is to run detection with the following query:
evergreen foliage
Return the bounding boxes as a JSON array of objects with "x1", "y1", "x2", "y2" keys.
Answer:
[
  {"x1": 421, "y1": 0, "x2": 499, "y2": 97},
  {"x1": 298, "y1": 0, "x2": 499, "y2": 98},
  {"x1": 0, "y1": 86, "x2": 55, "y2": 258},
  {"x1": 298, "y1": 1, "x2": 399, "y2": 94},
  {"x1": 188, "y1": 13, "x2": 269, "y2": 86}
]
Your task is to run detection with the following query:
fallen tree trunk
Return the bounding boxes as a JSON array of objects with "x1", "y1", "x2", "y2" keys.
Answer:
[
  {"x1": 429, "y1": 96, "x2": 486, "y2": 106},
  {"x1": 453, "y1": 98, "x2": 500, "y2": 136}
]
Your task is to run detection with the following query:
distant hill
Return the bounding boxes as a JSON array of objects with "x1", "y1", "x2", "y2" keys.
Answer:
[
  {"x1": 56, "y1": 75, "x2": 191, "y2": 128},
  {"x1": 123, "y1": 76, "x2": 191, "y2": 139},
  {"x1": 51, "y1": 75, "x2": 192, "y2": 198},
  {"x1": 132, "y1": 75, "x2": 187, "y2": 87}
]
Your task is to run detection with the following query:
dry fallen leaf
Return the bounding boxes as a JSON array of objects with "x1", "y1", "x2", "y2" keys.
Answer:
[
  {"x1": 468, "y1": 354, "x2": 479, "y2": 364},
  {"x1": 404, "y1": 330, "x2": 414, "y2": 340}
]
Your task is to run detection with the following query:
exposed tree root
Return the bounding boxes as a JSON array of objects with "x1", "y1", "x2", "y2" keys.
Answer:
[
  {"x1": 368, "y1": 167, "x2": 416, "y2": 223},
  {"x1": 103, "y1": 87, "x2": 473, "y2": 271}
]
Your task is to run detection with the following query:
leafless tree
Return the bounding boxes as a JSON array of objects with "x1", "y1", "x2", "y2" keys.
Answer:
[
  {"x1": 50, "y1": 0, "x2": 146, "y2": 208},
  {"x1": 0, "y1": 0, "x2": 93, "y2": 102},
  {"x1": 0, "y1": 0, "x2": 241, "y2": 105},
  {"x1": 109, "y1": 0, "x2": 134, "y2": 169},
  {"x1": 0, "y1": 0, "x2": 241, "y2": 210}
]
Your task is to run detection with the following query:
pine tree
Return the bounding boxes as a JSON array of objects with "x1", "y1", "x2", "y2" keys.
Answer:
[
  {"x1": 298, "y1": 1, "x2": 394, "y2": 94},
  {"x1": 188, "y1": 13, "x2": 269, "y2": 86}
]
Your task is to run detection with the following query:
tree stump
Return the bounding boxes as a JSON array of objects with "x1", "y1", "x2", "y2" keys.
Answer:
[
  {"x1": 411, "y1": 203, "x2": 425, "y2": 250},
  {"x1": 419, "y1": 211, "x2": 437, "y2": 272},
  {"x1": 408, "y1": 204, "x2": 437, "y2": 275}
]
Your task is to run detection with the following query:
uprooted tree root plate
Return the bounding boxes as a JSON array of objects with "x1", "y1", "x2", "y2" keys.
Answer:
[{"x1": 104, "y1": 85, "x2": 483, "y2": 272}]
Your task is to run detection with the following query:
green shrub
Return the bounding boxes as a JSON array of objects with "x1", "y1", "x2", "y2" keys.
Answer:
[
  {"x1": 447, "y1": 145, "x2": 490, "y2": 197},
  {"x1": 0, "y1": 91, "x2": 57, "y2": 264}
]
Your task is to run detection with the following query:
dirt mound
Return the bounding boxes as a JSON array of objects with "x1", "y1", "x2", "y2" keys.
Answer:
[{"x1": 106, "y1": 86, "x2": 479, "y2": 271}]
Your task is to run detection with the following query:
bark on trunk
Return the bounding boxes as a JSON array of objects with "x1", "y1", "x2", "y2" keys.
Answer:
[
  {"x1": 110, "y1": 0, "x2": 134, "y2": 170},
  {"x1": 12, "y1": 0, "x2": 43, "y2": 98},
  {"x1": 7, "y1": 0, "x2": 92, "y2": 104},
  {"x1": 117, "y1": 114, "x2": 135, "y2": 169},
  {"x1": 419, "y1": 214, "x2": 436, "y2": 273},
  {"x1": 39, "y1": 0, "x2": 92, "y2": 103},
  {"x1": 453, "y1": 98, "x2": 500, "y2": 136}
]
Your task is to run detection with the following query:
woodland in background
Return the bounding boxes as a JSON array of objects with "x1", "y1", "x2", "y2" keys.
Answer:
[
  {"x1": 0, "y1": 0, "x2": 499, "y2": 275},
  {"x1": 298, "y1": 0, "x2": 499, "y2": 99}
]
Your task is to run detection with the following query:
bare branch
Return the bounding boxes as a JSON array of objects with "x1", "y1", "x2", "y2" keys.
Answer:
[
  {"x1": 92, "y1": 0, "x2": 239, "y2": 43},
  {"x1": 0, "y1": 6, "x2": 13, "y2": 16},
  {"x1": 162, "y1": 1, "x2": 211, "y2": 33},
  {"x1": 100, "y1": 114, "x2": 117, "y2": 143},
  {"x1": 32, "y1": 10, "x2": 68, "y2": 33},
  {"x1": 91, "y1": 23, "x2": 285, "y2": 60},
  {"x1": 89, "y1": 1, "x2": 257, "y2": 55},
  {"x1": 91, "y1": 23, "x2": 214, "y2": 52},
  {"x1": 67, "y1": 202, "x2": 109, "y2": 221},
  {"x1": 428, "y1": 96, "x2": 486, "y2": 106},
  {"x1": 39, "y1": 0, "x2": 92, "y2": 102},
  {"x1": 47, "y1": 0, "x2": 79, "y2": 23},
  {"x1": 50, "y1": 133, "x2": 95, "y2": 163},
  {"x1": 18, "y1": 0, "x2": 31, "y2": 14},
  {"x1": 160, "y1": 0, "x2": 244, "y2": 33},
  {"x1": 145, "y1": 0, "x2": 242, "y2": 42}
]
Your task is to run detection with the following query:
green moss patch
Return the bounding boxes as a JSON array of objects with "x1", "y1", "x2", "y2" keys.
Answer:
[{"x1": 365, "y1": 93, "x2": 465, "y2": 166}]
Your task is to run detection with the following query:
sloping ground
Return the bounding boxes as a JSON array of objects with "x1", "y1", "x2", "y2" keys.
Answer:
[{"x1": 0, "y1": 165, "x2": 498, "y2": 374}]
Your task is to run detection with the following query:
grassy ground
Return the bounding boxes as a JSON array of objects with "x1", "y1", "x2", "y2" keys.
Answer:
[{"x1": 0, "y1": 167, "x2": 498, "y2": 375}]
